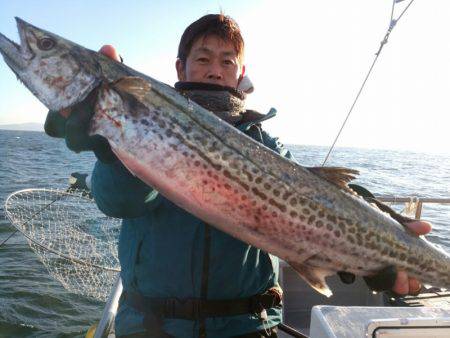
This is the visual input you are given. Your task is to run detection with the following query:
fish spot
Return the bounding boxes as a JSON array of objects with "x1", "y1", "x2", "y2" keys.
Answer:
[
  {"x1": 252, "y1": 187, "x2": 268, "y2": 200},
  {"x1": 194, "y1": 161, "x2": 200, "y2": 167},
  {"x1": 242, "y1": 170, "x2": 253, "y2": 182},
  {"x1": 406, "y1": 258, "x2": 418, "y2": 264},
  {"x1": 347, "y1": 236, "x2": 355, "y2": 244},
  {"x1": 334, "y1": 230, "x2": 341, "y2": 238},
  {"x1": 264, "y1": 183, "x2": 271, "y2": 190},
  {"x1": 326, "y1": 224, "x2": 333, "y2": 231},
  {"x1": 316, "y1": 220, "x2": 324, "y2": 228},
  {"x1": 365, "y1": 232, "x2": 374, "y2": 241},
  {"x1": 269, "y1": 198, "x2": 287, "y2": 212},
  {"x1": 290, "y1": 211, "x2": 298, "y2": 218},
  {"x1": 282, "y1": 191, "x2": 293, "y2": 200},
  {"x1": 273, "y1": 189, "x2": 280, "y2": 197},
  {"x1": 208, "y1": 142, "x2": 219, "y2": 152},
  {"x1": 308, "y1": 215, "x2": 316, "y2": 225},
  {"x1": 302, "y1": 208, "x2": 311, "y2": 215},
  {"x1": 224, "y1": 184, "x2": 231, "y2": 190},
  {"x1": 327, "y1": 215, "x2": 336, "y2": 223},
  {"x1": 194, "y1": 135, "x2": 207, "y2": 146},
  {"x1": 251, "y1": 168, "x2": 259, "y2": 174},
  {"x1": 223, "y1": 170, "x2": 248, "y2": 191},
  {"x1": 289, "y1": 198, "x2": 298, "y2": 207},
  {"x1": 222, "y1": 151, "x2": 233, "y2": 161},
  {"x1": 255, "y1": 177, "x2": 263, "y2": 184}
]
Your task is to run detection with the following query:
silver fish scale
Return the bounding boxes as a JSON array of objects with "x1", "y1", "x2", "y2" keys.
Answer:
[
  {"x1": 119, "y1": 84, "x2": 450, "y2": 288},
  {"x1": 92, "y1": 84, "x2": 402, "y2": 275}
]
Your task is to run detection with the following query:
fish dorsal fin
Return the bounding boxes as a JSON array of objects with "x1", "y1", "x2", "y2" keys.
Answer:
[
  {"x1": 112, "y1": 76, "x2": 151, "y2": 103},
  {"x1": 308, "y1": 167, "x2": 359, "y2": 191}
]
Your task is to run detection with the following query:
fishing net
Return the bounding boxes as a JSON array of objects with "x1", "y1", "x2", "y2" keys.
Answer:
[{"x1": 4, "y1": 188, "x2": 121, "y2": 302}]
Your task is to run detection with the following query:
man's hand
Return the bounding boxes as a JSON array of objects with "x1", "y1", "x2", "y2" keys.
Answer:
[{"x1": 392, "y1": 220, "x2": 432, "y2": 295}]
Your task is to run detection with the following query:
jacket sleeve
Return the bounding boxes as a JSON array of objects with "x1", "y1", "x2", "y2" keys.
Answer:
[
  {"x1": 91, "y1": 160, "x2": 161, "y2": 219},
  {"x1": 260, "y1": 129, "x2": 298, "y2": 163}
]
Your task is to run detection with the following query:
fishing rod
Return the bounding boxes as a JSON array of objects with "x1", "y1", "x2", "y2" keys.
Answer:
[{"x1": 322, "y1": 0, "x2": 416, "y2": 166}]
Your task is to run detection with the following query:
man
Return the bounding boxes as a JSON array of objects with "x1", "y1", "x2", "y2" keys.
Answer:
[{"x1": 46, "y1": 14, "x2": 430, "y2": 337}]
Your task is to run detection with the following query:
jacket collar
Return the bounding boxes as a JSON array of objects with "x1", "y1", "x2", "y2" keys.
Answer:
[{"x1": 236, "y1": 108, "x2": 277, "y2": 131}]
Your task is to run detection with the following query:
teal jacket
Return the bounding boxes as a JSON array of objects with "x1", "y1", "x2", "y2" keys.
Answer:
[{"x1": 91, "y1": 110, "x2": 296, "y2": 337}]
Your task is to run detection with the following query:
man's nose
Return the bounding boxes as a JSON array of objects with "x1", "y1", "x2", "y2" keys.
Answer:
[{"x1": 206, "y1": 63, "x2": 223, "y2": 80}]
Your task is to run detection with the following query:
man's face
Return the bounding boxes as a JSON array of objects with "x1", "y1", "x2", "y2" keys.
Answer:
[{"x1": 176, "y1": 34, "x2": 244, "y2": 88}]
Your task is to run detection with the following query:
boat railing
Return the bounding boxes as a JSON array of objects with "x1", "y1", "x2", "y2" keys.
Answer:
[{"x1": 376, "y1": 196, "x2": 450, "y2": 220}]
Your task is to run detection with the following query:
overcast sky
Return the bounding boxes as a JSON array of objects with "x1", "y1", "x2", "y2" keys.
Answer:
[{"x1": 0, "y1": 0, "x2": 449, "y2": 154}]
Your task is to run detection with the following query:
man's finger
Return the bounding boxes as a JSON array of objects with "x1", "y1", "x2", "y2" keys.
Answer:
[
  {"x1": 99, "y1": 45, "x2": 121, "y2": 62},
  {"x1": 392, "y1": 270, "x2": 409, "y2": 295},
  {"x1": 405, "y1": 221, "x2": 432, "y2": 236},
  {"x1": 408, "y1": 277, "x2": 422, "y2": 296}
]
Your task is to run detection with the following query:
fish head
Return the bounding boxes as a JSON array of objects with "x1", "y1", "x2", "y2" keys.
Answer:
[{"x1": 0, "y1": 17, "x2": 101, "y2": 111}]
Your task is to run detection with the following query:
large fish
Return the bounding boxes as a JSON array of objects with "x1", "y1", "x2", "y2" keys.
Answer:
[{"x1": 1, "y1": 18, "x2": 449, "y2": 296}]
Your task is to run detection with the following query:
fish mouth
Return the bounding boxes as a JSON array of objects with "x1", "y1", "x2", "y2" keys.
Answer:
[{"x1": 0, "y1": 17, "x2": 35, "y2": 72}]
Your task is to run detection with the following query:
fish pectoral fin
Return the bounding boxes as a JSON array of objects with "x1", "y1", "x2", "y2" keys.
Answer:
[
  {"x1": 288, "y1": 261, "x2": 334, "y2": 297},
  {"x1": 307, "y1": 167, "x2": 359, "y2": 191},
  {"x1": 112, "y1": 76, "x2": 151, "y2": 103}
]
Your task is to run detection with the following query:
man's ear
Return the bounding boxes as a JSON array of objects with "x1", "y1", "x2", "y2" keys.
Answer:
[{"x1": 176, "y1": 59, "x2": 186, "y2": 81}]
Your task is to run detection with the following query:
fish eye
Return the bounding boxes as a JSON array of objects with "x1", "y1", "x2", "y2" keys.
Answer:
[{"x1": 37, "y1": 37, "x2": 56, "y2": 51}]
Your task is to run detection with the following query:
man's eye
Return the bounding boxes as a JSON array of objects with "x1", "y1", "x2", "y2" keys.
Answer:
[
  {"x1": 197, "y1": 57, "x2": 209, "y2": 63},
  {"x1": 223, "y1": 60, "x2": 235, "y2": 66}
]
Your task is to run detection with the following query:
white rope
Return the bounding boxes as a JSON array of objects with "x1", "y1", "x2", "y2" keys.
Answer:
[{"x1": 322, "y1": 0, "x2": 416, "y2": 166}]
